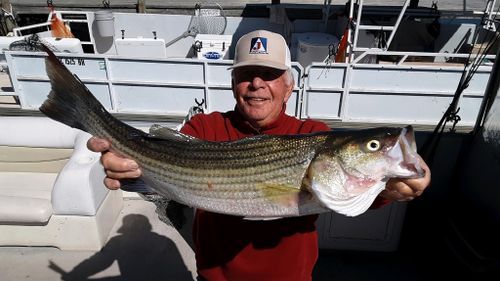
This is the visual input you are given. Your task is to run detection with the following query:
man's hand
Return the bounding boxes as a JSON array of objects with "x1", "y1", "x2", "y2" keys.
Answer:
[
  {"x1": 381, "y1": 155, "x2": 431, "y2": 201},
  {"x1": 87, "y1": 137, "x2": 141, "y2": 190}
]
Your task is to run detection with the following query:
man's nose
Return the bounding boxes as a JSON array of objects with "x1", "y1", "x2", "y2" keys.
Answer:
[{"x1": 250, "y1": 76, "x2": 266, "y2": 88}]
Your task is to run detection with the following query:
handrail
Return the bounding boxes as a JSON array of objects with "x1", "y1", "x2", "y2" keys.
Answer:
[
  {"x1": 385, "y1": 0, "x2": 410, "y2": 49},
  {"x1": 351, "y1": 49, "x2": 496, "y2": 65},
  {"x1": 351, "y1": 0, "x2": 411, "y2": 61},
  {"x1": 13, "y1": 22, "x2": 51, "y2": 36}
]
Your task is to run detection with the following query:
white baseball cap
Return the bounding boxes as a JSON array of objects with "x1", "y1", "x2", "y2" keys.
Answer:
[{"x1": 230, "y1": 29, "x2": 291, "y2": 70}]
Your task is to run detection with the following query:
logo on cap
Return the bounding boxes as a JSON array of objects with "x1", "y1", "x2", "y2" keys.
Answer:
[{"x1": 249, "y1": 37, "x2": 268, "y2": 54}]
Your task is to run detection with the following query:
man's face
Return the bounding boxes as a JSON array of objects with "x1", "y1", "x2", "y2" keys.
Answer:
[{"x1": 232, "y1": 66, "x2": 293, "y2": 128}]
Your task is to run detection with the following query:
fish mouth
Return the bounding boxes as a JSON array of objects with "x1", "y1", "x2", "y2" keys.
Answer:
[{"x1": 388, "y1": 126, "x2": 425, "y2": 178}]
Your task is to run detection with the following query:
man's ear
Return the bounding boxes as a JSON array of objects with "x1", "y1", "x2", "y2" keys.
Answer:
[
  {"x1": 231, "y1": 78, "x2": 236, "y2": 99},
  {"x1": 283, "y1": 83, "x2": 293, "y2": 103}
]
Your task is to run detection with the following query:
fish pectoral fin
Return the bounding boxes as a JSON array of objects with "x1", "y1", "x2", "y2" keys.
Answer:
[
  {"x1": 258, "y1": 182, "x2": 300, "y2": 196},
  {"x1": 257, "y1": 183, "x2": 300, "y2": 207}
]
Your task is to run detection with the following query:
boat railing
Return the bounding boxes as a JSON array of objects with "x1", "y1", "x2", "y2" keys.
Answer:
[
  {"x1": 12, "y1": 10, "x2": 95, "y2": 53},
  {"x1": 351, "y1": 49, "x2": 496, "y2": 65},
  {"x1": 1, "y1": 2, "x2": 497, "y2": 130},
  {"x1": 301, "y1": 48, "x2": 493, "y2": 129},
  {"x1": 2, "y1": 47, "x2": 493, "y2": 131},
  {"x1": 13, "y1": 22, "x2": 52, "y2": 37},
  {"x1": 350, "y1": 0, "x2": 412, "y2": 60},
  {"x1": 2, "y1": 50, "x2": 305, "y2": 118},
  {"x1": 346, "y1": 0, "x2": 498, "y2": 64}
]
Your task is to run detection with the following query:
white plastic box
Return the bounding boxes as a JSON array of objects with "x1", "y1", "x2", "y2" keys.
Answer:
[
  {"x1": 42, "y1": 37, "x2": 84, "y2": 53},
  {"x1": 193, "y1": 34, "x2": 232, "y2": 60},
  {"x1": 115, "y1": 38, "x2": 166, "y2": 59}
]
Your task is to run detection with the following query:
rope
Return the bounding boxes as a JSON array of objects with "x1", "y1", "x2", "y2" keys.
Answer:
[{"x1": 421, "y1": 3, "x2": 500, "y2": 165}]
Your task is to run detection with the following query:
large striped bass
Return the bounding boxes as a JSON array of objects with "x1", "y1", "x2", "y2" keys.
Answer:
[{"x1": 39, "y1": 46, "x2": 424, "y2": 218}]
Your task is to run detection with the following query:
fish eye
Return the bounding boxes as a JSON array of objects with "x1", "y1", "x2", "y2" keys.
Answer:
[{"x1": 366, "y1": 140, "x2": 380, "y2": 151}]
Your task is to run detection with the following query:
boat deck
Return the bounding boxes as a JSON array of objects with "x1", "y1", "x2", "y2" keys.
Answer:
[
  {"x1": 0, "y1": 72, "x2": 18, "y2": 109},
  {"x1": 0, "y1": 195, "x2": 489, "y2": 281},
  {"x1": 0, "y1": 196, "x2": 198, "y2": 281}
]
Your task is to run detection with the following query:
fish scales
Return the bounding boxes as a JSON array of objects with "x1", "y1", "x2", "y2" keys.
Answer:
[
  {"x1": 39, "y1": 45, "x2": 424, "y2": 217},
  {"x1": 145, "y1": 137, "x2": 321, "y2": 176},
  {"x1": 119, "y1": 134, "x2": 326, "y2": 185},
  {"x1": 84, "y1": 102, "x2": 318, "y2": 199},
  {"x1": 138, "y1": 134, "x2": 322, "y2": 168}
]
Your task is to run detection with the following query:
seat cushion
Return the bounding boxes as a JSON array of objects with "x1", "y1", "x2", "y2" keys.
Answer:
[
  {"x1": 0, "y1": 172, "x2": 56, "y2": 224},
  {"x1": 0, "y1": 196, "x2": 52, "y2": 224}
]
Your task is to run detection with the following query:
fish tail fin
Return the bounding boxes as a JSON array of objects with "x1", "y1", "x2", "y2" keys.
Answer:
[{"x1": 39, "y1": 43, "x2": 105, "y2": 133}]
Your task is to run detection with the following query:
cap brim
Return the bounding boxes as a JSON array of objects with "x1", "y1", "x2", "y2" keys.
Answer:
[{"x1": 228, "y1": 60, "x2": 289, "y2": 70}]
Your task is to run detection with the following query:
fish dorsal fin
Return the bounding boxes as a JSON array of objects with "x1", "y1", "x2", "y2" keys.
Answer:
[{"x1": 146, "y1": 124, "x2": 200, "y2": 143}]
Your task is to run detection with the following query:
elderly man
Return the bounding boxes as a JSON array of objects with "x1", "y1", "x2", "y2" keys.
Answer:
[{"x1": 88, "y1": 30, "x2": 431, "y2": 281}]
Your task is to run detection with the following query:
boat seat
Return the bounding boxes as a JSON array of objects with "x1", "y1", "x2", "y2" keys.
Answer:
[{"x1": 0, "y1": 116, "x2": 123, "y2": 250}]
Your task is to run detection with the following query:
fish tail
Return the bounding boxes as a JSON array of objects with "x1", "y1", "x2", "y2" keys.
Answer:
[{"x1": 39, "y1": 43, "x2": 106, "y2": 134}]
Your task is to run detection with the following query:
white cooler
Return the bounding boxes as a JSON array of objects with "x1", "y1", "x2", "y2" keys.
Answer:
[{"x1": 193, "y1": 34, "x2": 232, "y2": 60}]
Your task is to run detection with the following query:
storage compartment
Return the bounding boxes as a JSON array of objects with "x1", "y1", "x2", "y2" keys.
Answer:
[
  {"x1": 115, "y1": 38, "x2": 166, "y2": 59},
  {"x1": 193, "y1": 34, "x2": 232, "y2": 60}
]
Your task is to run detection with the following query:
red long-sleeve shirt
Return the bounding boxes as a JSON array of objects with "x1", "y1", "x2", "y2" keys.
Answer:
[
  {"x1": 180, "y1": 109, "x2": 388, "y2": 281},
  {"x1": 180, "y1": 109, "x2": 329, "y2": 281}
]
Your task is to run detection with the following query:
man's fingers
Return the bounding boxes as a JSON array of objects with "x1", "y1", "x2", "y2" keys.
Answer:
[
  {"x1": 101, "y1": 151, "x2": 139, "y2": 172},
  {"x1": 105, "y1": 168, "x2": 142, "y2": 180},
  {"x1": 380, "y1": 189, "x2": 414, "y2": 201},
  {"x1": 88, "y1": 137, "x2": 141, "y2": 190},
  {"x1": 382, "y1": 157, "x2": 431, "y2": 202},
  {"x1": 104, "y1": 177, "x2": 122, "y2": 190},
  {"x1": 87, "y1": 137, "x2": 110, "y2": 152},
  {"x1": 385, "y1": 179, "x2": 416, "y2": 197}
]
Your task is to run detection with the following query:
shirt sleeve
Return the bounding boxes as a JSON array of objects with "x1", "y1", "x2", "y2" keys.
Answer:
[
  {"x1": 300, "y1": 119, "x2": 331, "y2": 134},
  {"x1": 179, "y1": 114, "x2": 205, "y2": 139}
]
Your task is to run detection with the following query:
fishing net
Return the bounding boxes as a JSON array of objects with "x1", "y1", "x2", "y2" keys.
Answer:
[
  {"x1": 165, "y1": 2, "x2": 227, "y2": 48},
  {"x1": 194, "y1": 2, "x2": 226, "y2": 34},
  {"x1": 9, "y1": 34, "x2": 59, "y2": 52}
]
